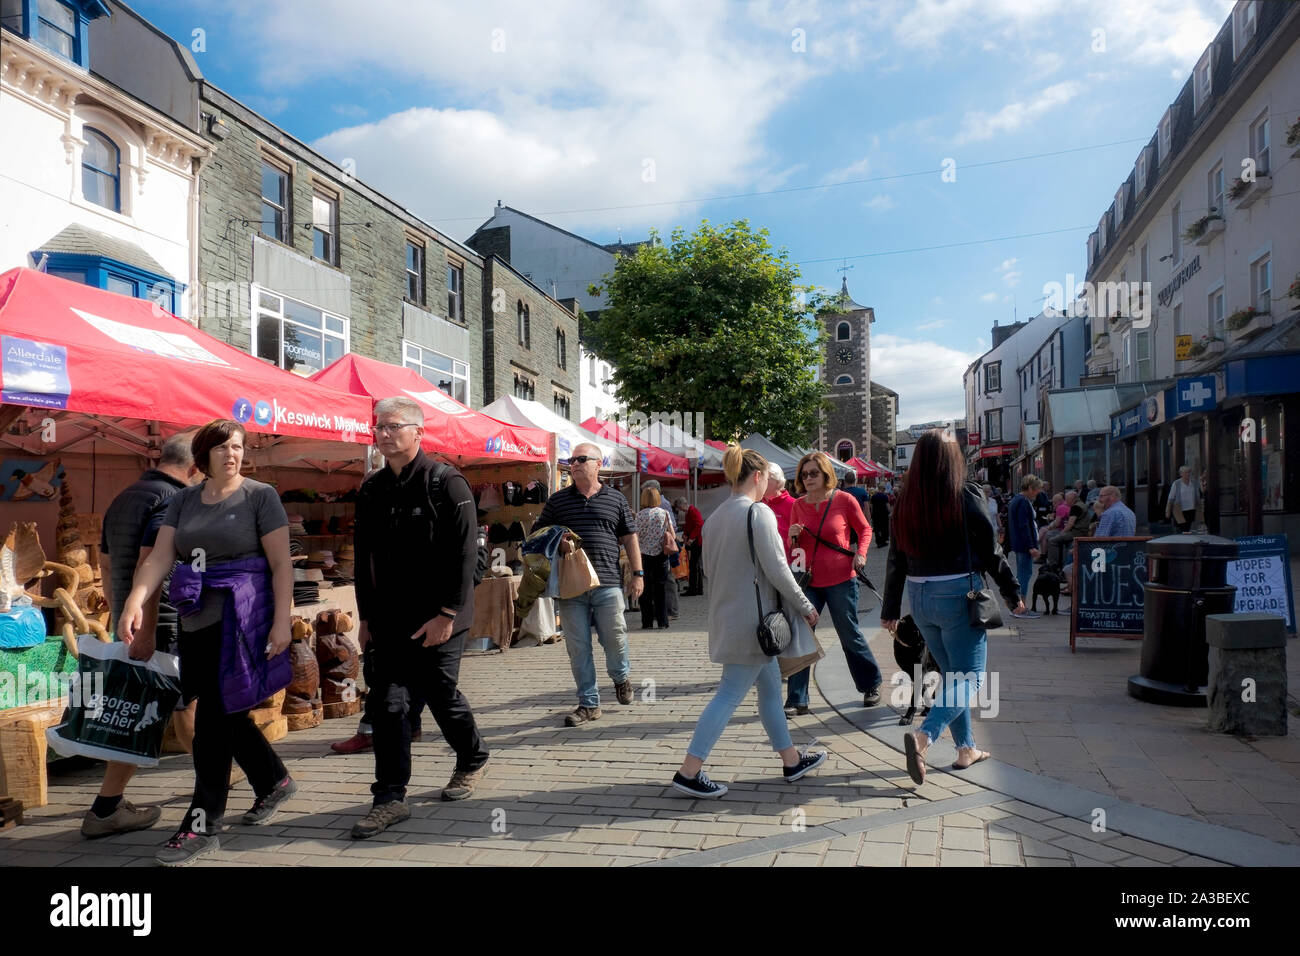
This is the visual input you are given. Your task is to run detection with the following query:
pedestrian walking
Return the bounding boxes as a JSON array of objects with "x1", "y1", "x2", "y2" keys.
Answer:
[
  {"x1": 783, "y1": 451, "x2": 881, "y2": 716},
  {"x1": 670, "y1": 444, "x2": 826, "y2": 798},
  {"x1": 86, "y1": 432, "x2": 200, "y2": 840},
  {"x1": 880, "y1": 429, "x2": 1024, "y2": 785},
  {"x1": 120, "y1": 419, "x2": 297, "y2": 866},
  {"x1": 634, "y1": 487, "x2": 673, "y2": 629},
  {"x1": 870, "y1": 484, "x2": 891, "y2": 547},
  {"x1": 643, "y1": 479, "x2": 679, "y2": 618},
  {"x1": 1006, "y1": 475, "x2": 1042, "y2": 619},
  {"x1": 536, "y1": 442, "x2": 642, "y2": 726},
  {"x1": 1165, "y1": 465, "x2": 1202, "y2": 532},
  {"x1": 349, "y1": 397, "x2": 491, "y2": 839},
  {"x1": 676, "y1": 497, "x2": 705, "y2": 596}
]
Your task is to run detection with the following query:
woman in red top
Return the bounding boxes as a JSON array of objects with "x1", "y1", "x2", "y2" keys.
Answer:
[{"x1": 783, "y1": 452, "x2": 882, "y2": 715}]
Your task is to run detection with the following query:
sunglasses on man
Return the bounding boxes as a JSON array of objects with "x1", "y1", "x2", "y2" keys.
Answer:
[{"x1": 571, "y1": 455, "x2": 598, "y2": 465}]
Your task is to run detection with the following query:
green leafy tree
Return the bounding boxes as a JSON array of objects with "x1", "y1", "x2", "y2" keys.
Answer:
[{"x1": 585, "y1": 220, "x2": 837, "y2": 446}]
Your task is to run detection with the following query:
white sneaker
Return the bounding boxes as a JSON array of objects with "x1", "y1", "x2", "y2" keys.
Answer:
[{"x1": 1011, "y1": 609, "x2": 1041, "y2": 619}]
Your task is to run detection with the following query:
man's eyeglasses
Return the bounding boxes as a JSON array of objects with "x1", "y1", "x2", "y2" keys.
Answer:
[
  {"x1": 375, "y1": 422, "x2": 419, "y2": 435},
  {"x1": 571, "y1": 455, "x2": 597, "y2": 465}
]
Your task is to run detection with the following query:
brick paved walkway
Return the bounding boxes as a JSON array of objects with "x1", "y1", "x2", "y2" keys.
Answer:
[{"x1": 6, "y1": 575, "x2": 1287, "y2": 867}]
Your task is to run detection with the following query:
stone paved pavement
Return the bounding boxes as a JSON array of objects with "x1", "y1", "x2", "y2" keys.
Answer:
[
  {"x1": 5, "y1": 561, "x2": 1295, "y2": 867},
  {"x1": 849, "y1": 547, "x2": 1300, "y2": 848}
]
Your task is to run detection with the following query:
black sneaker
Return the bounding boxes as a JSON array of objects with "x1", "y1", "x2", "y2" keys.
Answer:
[
  {"x1": 671, "y1": 771, "x2": 728, "y2": 799},
  {"x1": 782, "y1": 750, "x2": 828, "y2": 782},
  {"x1": 863, "y1": 686, "x2": 882, "y2": 707},
  {"x1": 615, "y1": 679, "x2": 634, "y2": 705},
  {"x1": 351, "y1": 801, "x2": 411, "y2": 839},
  {"x1": 155, "y1": 830, "x2": 220, "y2": 867},
  {"x1": 241, "y1": 776, "x2": 298, "y2": 825},
  {"x1": 784, "y1": 705, "x2": 811, "y2": 717}
]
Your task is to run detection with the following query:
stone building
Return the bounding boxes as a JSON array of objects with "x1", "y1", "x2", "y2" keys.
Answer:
[
  {"x1": 194, "y1": 84, "x2": 484, "y2": 405},
  {"x1": 870, "y1": 382, "x2": 898, "y2": 468},
  {"x1": 479, "y1": 255, "x2": 581, "y2": 421}
]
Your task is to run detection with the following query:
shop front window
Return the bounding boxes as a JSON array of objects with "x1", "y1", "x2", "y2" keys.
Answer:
[
  {"x1": 1081, "y1": 434, "x2": 1107, "y2": 486},
  {"x1": 252, "y1": 287, "x2": 347, "y2": 376},
  {"x1": 1183, "y1": 429, "x2": 1203, "y2": 494},
  {"x1": 1134, "y1": 435, "x2": 1149, "y2": 486},
  {"x1": 1217, "y1": 411, "x2": 1245, "y2": 515},
  {"x1": 1261, "y1": 403, "x2": 1284, "y2": 511},
  {"x1": 1109, "y1": 438, "x2": 1127, "y2": 486}
]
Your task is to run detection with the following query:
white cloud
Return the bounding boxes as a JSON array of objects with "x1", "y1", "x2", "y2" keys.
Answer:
[
  {"x1": 980, "y1": 291, "x2": 999, "y2": 302},
  {"x1": 915, "y1": 319, "x2": 951, "y2": 331},
  {"x1": 823, "y1": 157, "x2": 871, "y2": 183},
  {"x1": 954, "y1": 81, "x2": 1082, "y2": 144},
  {"x1": 864, "y1": 193, "x2": 897, "y2": 212},
  {"x1": 220, "y1": 0, "x2": 837, "y2": 233},
  {"x1": 999, "y1": 257, "x2": 1022, "y2": 287},
  {"x1": 871, "y1": 333, "x2": 980, "y2": 423}
]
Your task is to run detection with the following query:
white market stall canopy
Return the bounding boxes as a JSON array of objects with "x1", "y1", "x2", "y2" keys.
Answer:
[
  {"x1": 635, "y1": 420, "x2": 725, "y2": 471},
  {"x1": 481, "y1": 396, "x2": 636, "y2": 472}
]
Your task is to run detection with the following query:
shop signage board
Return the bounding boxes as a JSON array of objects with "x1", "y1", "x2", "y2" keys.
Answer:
[
  {"x1": 1175, "y1": 335, "x2": 1193, "y2": 361},
  {"x1": 1228, "y1": 534, "x2": 1294, "y2": 634},
  {"x1": 1069, "y1": 537, "x2": 1151, "y2": 651},
  {"x1": 1174, "y1": 376, "x2": 1216, "y2": 415}
]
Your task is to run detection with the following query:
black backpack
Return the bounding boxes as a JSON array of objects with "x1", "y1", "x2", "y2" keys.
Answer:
[{"x1": 422, "y1": 462, "x2": 488, "y2": 587}]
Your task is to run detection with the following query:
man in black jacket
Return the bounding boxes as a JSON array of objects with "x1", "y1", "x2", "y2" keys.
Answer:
[
  {"x1": 351, "y1": 397, "x2": 489, "y2": 839},
  {"x1": 85, "y1": 432, "x2": 198, "y2": 838}
]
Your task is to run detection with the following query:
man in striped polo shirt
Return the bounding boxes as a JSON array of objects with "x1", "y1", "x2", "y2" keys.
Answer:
[{"x1": 538, "y1": 442, "x2": 644, "y2": 726}]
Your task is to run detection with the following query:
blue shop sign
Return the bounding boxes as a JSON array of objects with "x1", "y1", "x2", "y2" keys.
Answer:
[
  {"x1": 1224, "y1": 353, "x2": 1300, "y2": 398},
  {"x1": 1173, "y1": 375, "x2": 1216, "y2": 415},
  {"x1": 1110, "y1": 404, "x2": 1145, "y2": 440}
]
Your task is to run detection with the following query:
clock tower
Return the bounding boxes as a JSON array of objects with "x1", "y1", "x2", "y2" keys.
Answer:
[{"x1": 819, "y1": 277, "x2": 874, "y2": 464}]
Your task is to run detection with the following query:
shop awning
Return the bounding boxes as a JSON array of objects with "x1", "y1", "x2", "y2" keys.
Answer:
[
  {"x1": 481, "y1": 396, "x2": 636, "y2": 472},
  {"x1": 311, "y1": 354, "x2": 550, "y2": 465},
  {"x1": 0, "y1": 268, "x2": 371, "y2": 444},
  {"x1": 635, "y1": 420, "x2": 725, "y2": 471},
  {"x1": 582, "y1": 418, "x2": 689, "y2": 479}
]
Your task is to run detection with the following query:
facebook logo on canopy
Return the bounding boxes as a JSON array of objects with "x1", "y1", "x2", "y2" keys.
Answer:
[{"x1": 232, "y1": 398, "x2": 252, "y2": 423}]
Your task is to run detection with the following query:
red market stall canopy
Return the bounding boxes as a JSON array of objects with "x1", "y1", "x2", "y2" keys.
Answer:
[
  {"x1": 0, "y1": 268, "x2": 372, "y2": 445},
  {"x1": 846, "y1": 456, "x2": 884, "y2": 479},
  {"x1": 310, "y1": 354, "x2": 550, "y2": 466},
  {"x1": 581, "y1": 418, "x2": 689, "y2": 479}
]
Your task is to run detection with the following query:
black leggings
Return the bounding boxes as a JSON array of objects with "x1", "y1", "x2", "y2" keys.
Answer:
[
  {"x1": 639, "y1": 553, "x2": 672, "y2": 627},
  {"x1": 179, "y1": 622, "x2": 287, "y2": 833}
]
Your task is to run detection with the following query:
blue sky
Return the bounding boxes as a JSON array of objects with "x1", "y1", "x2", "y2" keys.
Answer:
[{"x1": 134, "y1": 0, "x2": 1236, "y2": 424}]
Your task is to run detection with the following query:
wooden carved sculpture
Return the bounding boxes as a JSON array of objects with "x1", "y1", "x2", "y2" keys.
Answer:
[
  {"x1": 314, "y1": 609, "x2": 360, "y2": 718},
  {"x1": 3, "y1": 518, "x2": 108, "y2": 655},
  {"x1": 282, "y1": 615, "x2": 323, "y2": 730}
]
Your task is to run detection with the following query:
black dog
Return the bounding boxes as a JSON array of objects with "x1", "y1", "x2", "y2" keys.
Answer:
[
  {"x1": 1032, "y1": 565, "x2": 1065, "y2": 615},
  {"x1": 892, "y1": 615, "x2": 939, "y2": 726}
]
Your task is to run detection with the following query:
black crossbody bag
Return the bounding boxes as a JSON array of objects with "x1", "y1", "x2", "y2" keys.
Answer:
[
  {"x1": 747, "y1": 506, "x2": 791, "y2": 656},
  {"x1": 961, "y1": 492, "x2": 1003, "y2": 630}
]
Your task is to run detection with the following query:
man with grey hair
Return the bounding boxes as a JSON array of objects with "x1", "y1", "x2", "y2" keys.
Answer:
[
  {"x1": 85, "y1": 431, "x2": 200, "y2": 838},
  {"x1": 351, "y1": 396, "x2": 489, "y2": 839},
  {"x1": 1095, "y1": 485, "x2": 1136, "y2": 537},
  {"x1": 538, "y1": 442, "x2": 642, "y2": 725}
]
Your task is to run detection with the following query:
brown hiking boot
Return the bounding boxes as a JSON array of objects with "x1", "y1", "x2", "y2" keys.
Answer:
[
  {"x1": 442, "y1": 759, "x2": 490, "y2": 801},
  {"x1": 81, "y1": 800, "x2": 161, "y2": 839},
  {"x1": 615, "y1": 679, "x2": 634, "y2": 705},
  {"x1": 564, "y1": 705, "x2": 602, "y2": 726}
]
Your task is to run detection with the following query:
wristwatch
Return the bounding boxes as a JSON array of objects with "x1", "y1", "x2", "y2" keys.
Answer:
[
  {"x1": 437, "y1": 609, "x2": 458, "y2": 620},
  {"x1": 632, "y1": 570, "x2": 645, "y2": 578}
]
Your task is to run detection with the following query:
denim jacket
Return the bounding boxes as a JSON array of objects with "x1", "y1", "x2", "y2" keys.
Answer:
[{"x1": 170, "y1": 556, "x2": 290, "y2": 713}]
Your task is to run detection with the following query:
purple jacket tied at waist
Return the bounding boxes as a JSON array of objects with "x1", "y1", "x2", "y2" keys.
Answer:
[{"x1": 170, "y1": 556, "x2": 290, "y2": 713}]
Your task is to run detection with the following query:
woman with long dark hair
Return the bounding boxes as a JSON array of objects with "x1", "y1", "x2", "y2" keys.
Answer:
[{"x1": 880, "y1": 430, "x2": 1024, "y2": 785}]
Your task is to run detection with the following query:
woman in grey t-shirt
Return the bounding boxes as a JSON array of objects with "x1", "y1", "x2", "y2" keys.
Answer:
[{"x1": 121, "y1": 419, "x2": 295, "y2": 866}]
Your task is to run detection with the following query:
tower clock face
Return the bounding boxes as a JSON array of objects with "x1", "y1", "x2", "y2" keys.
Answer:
[{"x1": 836, "y1": 346, "x2": 853, "y2": 364}]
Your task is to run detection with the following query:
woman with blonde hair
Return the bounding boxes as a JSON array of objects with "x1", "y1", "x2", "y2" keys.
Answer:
[
  {"x1": 634, "y1": 486, "x2": 672, "y2": 629},
  {"x1": 671, "y1": 444, "x2": 826, "y2": 798},
  {"x1": 784, "y1": 450, "x2": 879, "y2": 715}
]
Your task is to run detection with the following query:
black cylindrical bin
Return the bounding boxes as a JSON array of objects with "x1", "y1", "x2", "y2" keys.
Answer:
[{"x1": 1128, "y1": 534, "x2": 1238, "y2": 706}]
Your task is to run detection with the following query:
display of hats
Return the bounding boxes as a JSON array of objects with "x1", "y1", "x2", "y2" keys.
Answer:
[
  {"x1": 488, "y1": 522, "x2": 510, "y2": 545},
  {"x1": 507, "y1": 521, "x2": 526, "y2": 543},
  {"x1": 308, "y1": 550, "x2": 335, "y2": 568},
  {"x1": 287, "y1": 513, "x2": 307, "y2": 534},
  {"x1": 289, "y1": 540, "x2": 309, "y2": 563},
  {"x1": 336, "y1": 544, "x2": 355, "y2": 560},
  {"x1": 292, "y1": 583, "x2": 320, "y2": 605}
]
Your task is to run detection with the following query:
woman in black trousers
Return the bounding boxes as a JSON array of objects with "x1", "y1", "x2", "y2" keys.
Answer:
[{"x1": 633, "y1": 488, "x2": 672, "y2": 628}]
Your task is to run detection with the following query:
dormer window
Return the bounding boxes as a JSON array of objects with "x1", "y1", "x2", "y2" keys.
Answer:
[
  {"x1": 1114, "y1": 187, "x2": 1125, "y2": 225},
  {"x1": 22, "y1": 0, "x2": 109, "y2": 68},
  {"x1": 1098, "y1": 213, "x2": 1108, "y2": 252},
  {"x1": 1194, "y1": 48, "x2": 1213, "y2": 112},
  {"x1": 1159, "y1": 111, "x2": 1172, "y2": 164},
  {"x1": 1136, "y1": 148, "x2": 1148, "y2": 193},
  {"x1": 1234, "y1": 0, "x2": 1257, "y2": 58}
]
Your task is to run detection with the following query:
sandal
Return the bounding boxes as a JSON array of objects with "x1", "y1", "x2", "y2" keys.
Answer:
[
  {"x1": 904, "y1": 731, "x2": 928, "y2": 785},
  {"x1": 952, "y1": 747, "x2": 991, "y2": 771}
]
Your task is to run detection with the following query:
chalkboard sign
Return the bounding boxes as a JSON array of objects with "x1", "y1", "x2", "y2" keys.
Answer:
[
  {"x1": 1069, "y1": 537, "x2": 1151, "y2": 651},
  {"x1": 1228, "y1": 534, "x2": 1295, "y2": 634}
]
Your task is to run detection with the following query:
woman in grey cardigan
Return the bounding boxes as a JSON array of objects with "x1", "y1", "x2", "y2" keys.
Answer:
[{"x1": 671, "y1": 445, "x2": 827, "y2": 798}]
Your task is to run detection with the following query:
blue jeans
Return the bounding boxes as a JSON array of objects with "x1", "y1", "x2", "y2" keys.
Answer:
[
  {"x1": 908, "y1": 577, "x2": 988, "y2": 750},
  {"x1": 1014, "y1": 550, "x2": 1034, "y2": 600},
  {"x1": 558, "y1": 586, "x2": 630, "y2": 707},
  {"x1": 785, "y1": 577, "x2": 882, "y2": 708},
  {"x1": 687, "y1": 658, "x2": 793, "y2": 761}
]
